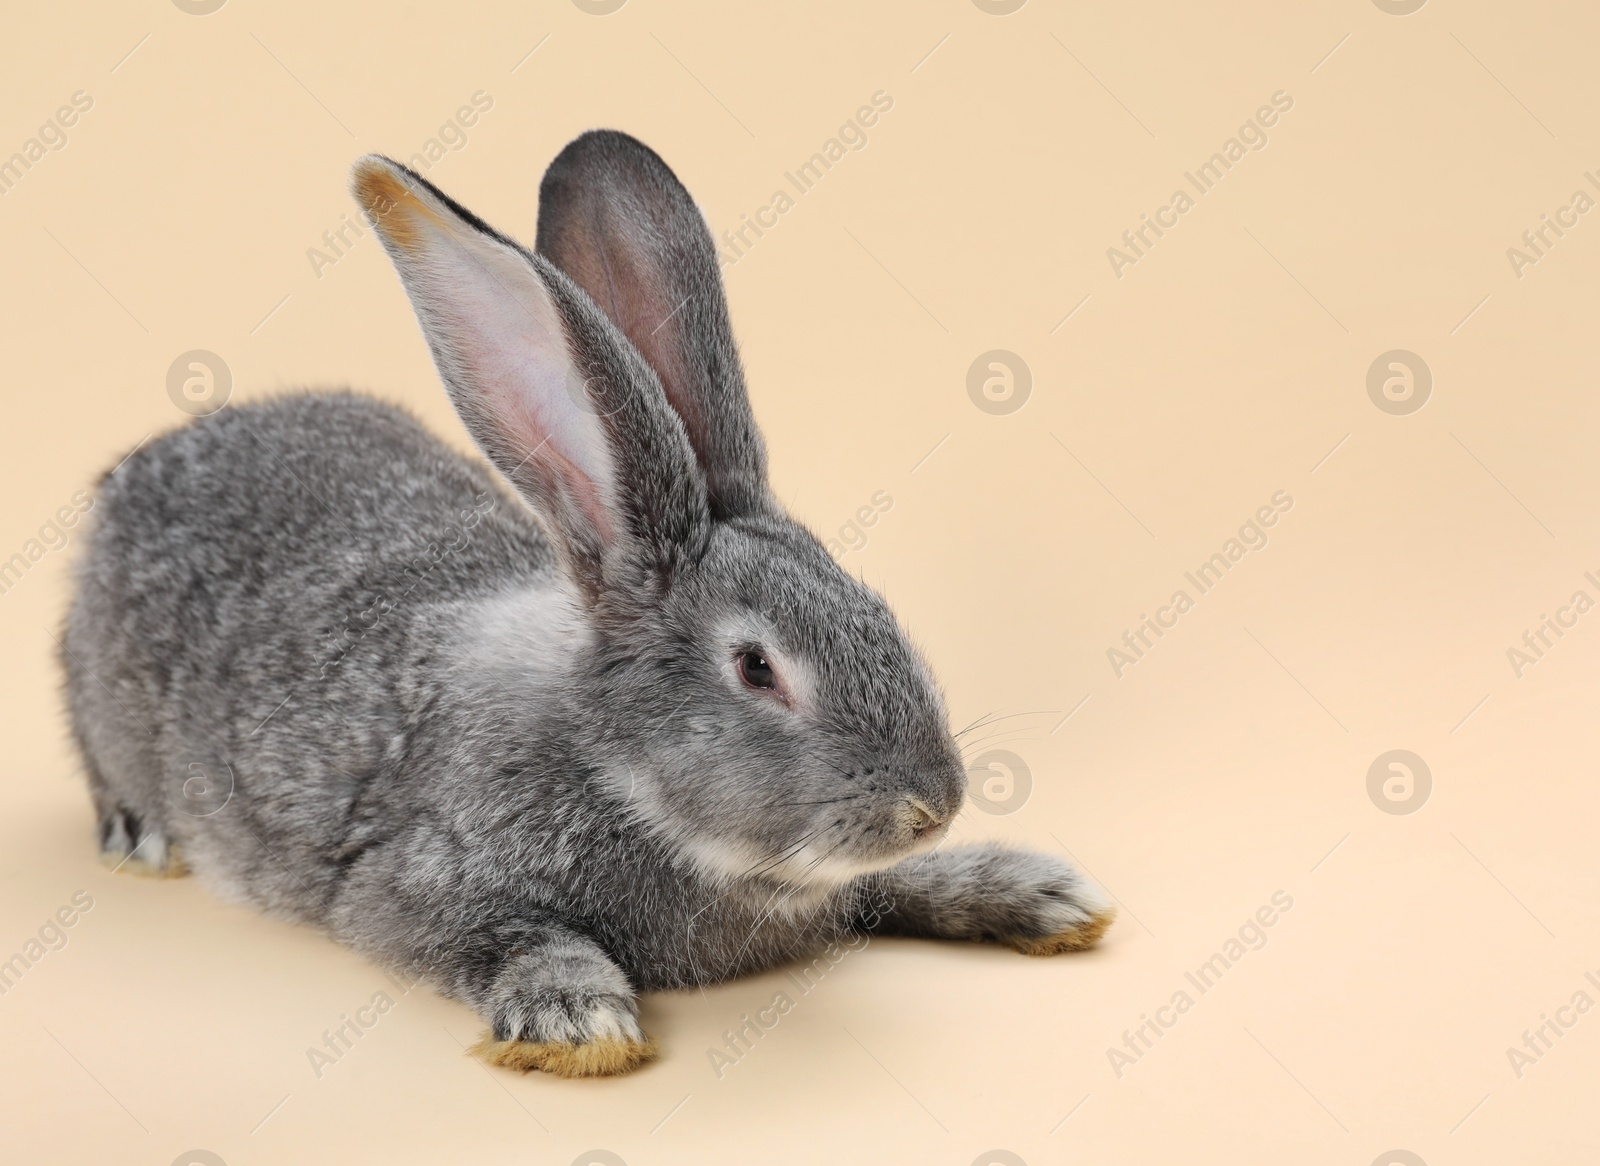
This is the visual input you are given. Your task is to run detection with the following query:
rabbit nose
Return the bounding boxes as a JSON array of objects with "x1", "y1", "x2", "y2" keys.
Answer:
[{"x1": 903, "y1": 798, "x2": 945, "y2": 839}]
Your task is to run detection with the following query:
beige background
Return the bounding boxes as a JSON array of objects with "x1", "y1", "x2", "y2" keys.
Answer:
[{"x1": 3, "y1": 1, "x2": 1598, "y2": 1163}]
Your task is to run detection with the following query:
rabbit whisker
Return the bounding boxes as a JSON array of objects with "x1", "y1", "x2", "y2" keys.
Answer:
[
  {"x1": 959, "y1": 730, "x2": 1045, "y2": 757},
  {"x1": 769, "y1": 795, "x2": 864, "y2": 807},
  {"x1": 737, "y1": 826, "x2": 826, "y2": 883},
  {"x1": 953, "y1": 709, "x2": 1055, "y2": 739},
  {"x1": 728, "y1": 835, "x2": 853, "y2": 968},
  {"x1": 953, "y1": 712, "x2": 999, "y2": 739}
]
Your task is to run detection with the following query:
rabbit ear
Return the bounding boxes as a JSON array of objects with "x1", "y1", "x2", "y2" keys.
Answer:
[
  {"x1": 351, "y1": 155, "x2": 708, "y2": 600},
  {"x1": 535, "y1": 131, "x2": 770, "y2": 522}
]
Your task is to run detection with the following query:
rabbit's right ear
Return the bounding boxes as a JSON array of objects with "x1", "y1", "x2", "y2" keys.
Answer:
[
  {"x1": 535, "y1": 131, "x2": 771, "y2": 522},
  {"x1": 351, "y1": 155, "x2": 708, "y2": 601}
]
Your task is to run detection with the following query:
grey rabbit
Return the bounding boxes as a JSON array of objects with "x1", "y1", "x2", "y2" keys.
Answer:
[{"x1": 61, "y1": 131, "x2": 1113, "y2": 1076}]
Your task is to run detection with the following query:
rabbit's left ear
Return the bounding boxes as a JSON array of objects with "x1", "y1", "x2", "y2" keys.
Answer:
[
  {"x1": 536, "y1": 131, "x2": 770, "y2": 522},
  {"x1": 350, "y1": 155, "x2": 709, "y2": 602}
]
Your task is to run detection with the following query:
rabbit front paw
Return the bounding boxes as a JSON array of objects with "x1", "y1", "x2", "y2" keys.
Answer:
[
  {"x1": 469, "y1": 941, "x2": 657, "y2": 1077},
  {"x1": 868, "y1": 844, "x2": 1115, "y2": 954},
  {"x1": 984, "y1": 849, "x2": 1116, "y2": 956}
]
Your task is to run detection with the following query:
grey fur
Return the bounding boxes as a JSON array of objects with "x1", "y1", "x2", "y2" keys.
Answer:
[
  {"x1": 61, "y1": 132, "x2": 1109, "y2": 1056},
  {"x1": 536, "y1": 131, "x2": 768, "y2": 522}
]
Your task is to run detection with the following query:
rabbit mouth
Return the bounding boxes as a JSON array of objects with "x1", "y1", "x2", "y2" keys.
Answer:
[
  {"x1": 753, "y1": 800, "x2": 955, "y2": 889},
  {"x1": 902, "y1": 796, "x2": 947, "y2": 842},
  {"x1": 662, "y1": 777, "x2": 959, "y2": 889},
  {"x1": 756, "y1": 844, "x2": 892, "y2": 889}
]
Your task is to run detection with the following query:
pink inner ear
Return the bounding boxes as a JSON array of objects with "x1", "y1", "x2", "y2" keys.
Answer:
[
  {"x1": 562, "y1": 226, "x2": 709, "y2": 468},
  {"x1": 493, "y1": 386, "x2": 615, "y2": 545},
  {"x1": 416, "y1": 214, "x2": 621, "y2": 547},
  {"x1": 623, "y1": 274, "x2": 705, "y2": 454}
]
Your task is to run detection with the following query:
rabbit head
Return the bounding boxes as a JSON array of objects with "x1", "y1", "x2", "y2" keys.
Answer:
[{"x1": 352, "y1": 131, "x2": 966, "y2": 890}]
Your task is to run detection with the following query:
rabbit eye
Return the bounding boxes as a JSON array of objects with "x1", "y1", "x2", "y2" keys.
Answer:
[{"x1": 737, "y1": 650, "x2": 777, "y2": 690}]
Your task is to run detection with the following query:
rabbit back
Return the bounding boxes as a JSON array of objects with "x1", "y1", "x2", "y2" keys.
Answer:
[{"x1": 62, "y1": 391, "x2": 550, "y2": 916}]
